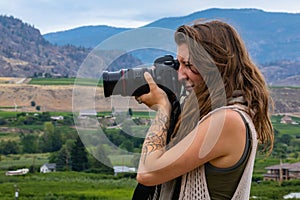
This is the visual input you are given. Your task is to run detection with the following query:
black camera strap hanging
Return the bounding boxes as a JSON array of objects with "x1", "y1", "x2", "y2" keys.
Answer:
[{"x1": 132, "y1": 97, "x2": 182, "y2": 200}]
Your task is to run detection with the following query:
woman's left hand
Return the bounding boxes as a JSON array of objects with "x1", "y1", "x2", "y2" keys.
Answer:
[{"x1": 136, "y1": 72, "x2": 171, "y2": 113}]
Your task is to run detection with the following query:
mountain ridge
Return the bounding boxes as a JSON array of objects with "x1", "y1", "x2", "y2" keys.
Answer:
[
  {"x1": 44, "y1": 25, "x2": 130, "y2": 47},
  {"x1": 0, "y1": 9, "x2": 300, "y2": 86},
  {"x1": 43, "y1": 8, "x2": 300, "y2": 86},
  {"x1": 44, "y1": 8, "x2": 300, "y2": 63}
]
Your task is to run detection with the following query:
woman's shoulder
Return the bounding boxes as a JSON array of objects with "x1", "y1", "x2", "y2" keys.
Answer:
[
  {"x1": 199, "y1": 106, "x2": 247, "y2": 128},
  {"x1": 196, "y1": 108, "x2": 247, "y2": 168}
]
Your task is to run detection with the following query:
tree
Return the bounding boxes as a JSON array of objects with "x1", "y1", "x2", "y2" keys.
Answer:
[
  {"x1": 40, "y1": 122, "x2": 62, "y2": 152},
  {"x1": 36, "y1": 105, "x2": 41, "y2": 111},
  {"x1": 50, "y1": 139, "x2": 74, "y2": 171},
  {"x1": 120, "y1": 140, "x2": 134, "y2": 152},
  {"x1": 0, "y1": 140, "x2": 20, "y2": 154},
  {"x1": 20, "y1": 133, "x2": 38, "y2": 153},
  {"x1": 274, "y1": 143, "x2": 288, "y2": 159},
  {"x1": 89, "y1": 144, "x2": 114, "y2": 174},
  {"x1": 0, "y1": 118, "x2": 7, "y2": 125},
  {"x1": 71, "y1": 136, "x2": 89, "y2": 171},
  {"x1": 55, "y1": 145, "x2": 71, "y2": 171},
  {"x1": 30, "y1": 101, "x2": 36, "y2": 107},
  {"x1": 39, "y1": 112, "x2": 51, "y2": 122},
  {"x1": 279, "y1": 134, "x2": 292, "y2": 146},
  {"x1": 128, "y1": 108, "x2": 133, "y2": 117}
]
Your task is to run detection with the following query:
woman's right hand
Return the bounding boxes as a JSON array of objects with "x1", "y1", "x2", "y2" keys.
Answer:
[{"x1": 136, "y1": 72, "x2": 171, "y2": 114}]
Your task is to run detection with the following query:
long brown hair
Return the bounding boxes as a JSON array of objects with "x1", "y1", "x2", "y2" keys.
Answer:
[{"x1": 173, "y1": 20, "x2": 274, "y2": 153}]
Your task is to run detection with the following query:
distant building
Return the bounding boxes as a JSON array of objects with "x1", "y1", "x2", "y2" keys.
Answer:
[
  {"x1": 283, "y1": 192, "x2": 300, "y2": 199},
  {"x1": 77, "y1": 110, "x2": 98, "y2": 128},
  {"x1": 51, "y1": 116, "x2": 64, "y2": 121},
  {"x1": 79, "y1": 110, "x2": 97, "y2": 118},
  {"x1": 40, "y1": 163, "x2": 56, "y2": 173},
  {"x1": 280, "y1": 115, "x2": 298, "y2": 124},
  {"x1": 263, "y1": 162, "x2": 300, "y2": 181},
  {"x1": 6, "y1": 168, "x2": 29, "y2": 176},
  {"x1": 113, "y1": 166, "x2": 136, "y2": 176}
]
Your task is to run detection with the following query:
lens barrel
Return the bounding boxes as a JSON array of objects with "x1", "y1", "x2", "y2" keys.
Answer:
[{"x1": 102, "y1": 55, "x2": 181, "y2": 99}]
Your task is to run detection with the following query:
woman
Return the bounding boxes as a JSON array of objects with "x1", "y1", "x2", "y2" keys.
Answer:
[{"x1": 135, "y1": 20, "x2": 274, "y2": 200}]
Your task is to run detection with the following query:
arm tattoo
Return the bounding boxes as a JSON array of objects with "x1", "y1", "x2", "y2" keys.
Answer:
[{"x1": 141, "y1": 109, "x2": 170, "y2": 163}]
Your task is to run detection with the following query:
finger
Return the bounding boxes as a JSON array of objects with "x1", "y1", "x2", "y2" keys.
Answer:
[
  {"x1": 144, "y1": 72, "x2": 156, "y2": 87},
  {"x1": 135, "y1": 96, "x2": 143, "y2": 104}
]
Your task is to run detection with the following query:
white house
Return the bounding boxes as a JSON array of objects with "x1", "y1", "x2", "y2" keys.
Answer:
[
  {"x1": 113, "y1": 166, "x2": 136, "y2": 176},
  {"x1": 40, "y1": 163, "x2": 56, "y2": 173},
  {"x1": 284, "y1": 192, "x2": 300, "y2": 199}
]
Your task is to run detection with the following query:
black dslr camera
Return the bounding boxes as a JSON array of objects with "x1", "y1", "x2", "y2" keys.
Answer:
[{"x1": 102, "y1": 55, "x2": 182, "y2": 102}]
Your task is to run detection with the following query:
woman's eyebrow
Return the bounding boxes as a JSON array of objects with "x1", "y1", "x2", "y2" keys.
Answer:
[{"x1": 184, "y1": 61, "x2": 192, "y2": 66}]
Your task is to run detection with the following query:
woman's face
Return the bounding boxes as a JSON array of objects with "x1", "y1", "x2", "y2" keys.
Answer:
[{"x1": 177, "y1": 43, "x2": 203, "y2": 93}]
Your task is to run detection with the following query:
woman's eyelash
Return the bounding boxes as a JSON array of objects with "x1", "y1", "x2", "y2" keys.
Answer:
[
  {"x1": 185, "y1": 62, "x2": 192, "y2": 67},
  {"x1": 185, "y1": 62, "x2": 200, "y2": 74}
]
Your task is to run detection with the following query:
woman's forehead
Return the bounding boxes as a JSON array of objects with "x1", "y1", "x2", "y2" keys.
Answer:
[{"x1": 177, "y1": 44, "x2": 189, "y2": 61}]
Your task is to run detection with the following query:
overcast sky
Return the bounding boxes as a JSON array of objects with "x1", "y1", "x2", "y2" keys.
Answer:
[{"x1": 0, "y1": 0, "x2": 299, "y2": 34}]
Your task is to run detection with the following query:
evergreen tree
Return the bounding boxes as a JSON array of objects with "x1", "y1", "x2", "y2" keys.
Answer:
[
  {"x1": 20, "y1": 133, "x2": 38, "y2": 153},
  {"x1": 55, "y1": 145, "x2": 71, "y2": 171},
  {"x1": 50, "y1": 139, "x2": 74, "y2": 171},
  {"x1": 71, "y1": 136, "x2": 89, "y2": 171}
]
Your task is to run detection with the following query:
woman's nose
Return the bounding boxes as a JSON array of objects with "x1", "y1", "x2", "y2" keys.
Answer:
[{"x1": 177, "y1": 64, "x2": 187, "y2": 81}]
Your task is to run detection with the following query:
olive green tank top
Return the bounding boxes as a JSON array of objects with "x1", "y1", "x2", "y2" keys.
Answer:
[{"x1": 205, "y1": 112, "x2": 252, "y2": 200}]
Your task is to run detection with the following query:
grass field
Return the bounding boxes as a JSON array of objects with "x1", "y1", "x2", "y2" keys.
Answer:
[
  {"x1": 0, "y1": 110, "x2": 18, "y2": 118},
  {"x1": 0, "y1": 165, "x2": 299, "y2": 200},
  {"x1": 0, "y1": 153, "x2": 49, "y2": 170},
  {"x1": 0, "y1": 171, "x2": 137, "y2": 200},
  {"x1": 28, "y1": 77, "x2": 103, "y2": 86}
]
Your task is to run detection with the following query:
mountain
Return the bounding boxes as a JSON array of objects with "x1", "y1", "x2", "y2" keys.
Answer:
[
  {"x1": 42, "y1": 8, "x2": 300, "y2": 86},
  {"x1": 0, "y1": 15, "x2": 89, "y2": 77},
  {"x1": 44, "y1": 25, "x2": 130, "y2": 47},
  {"x1": 0, "y1": 15, "x2": 141, "y2": 77},
  {"x1": 1, "y1": 9, "x2": 300, "y2": 85},
  {"x1": 44, "y1": 8, "x2": 300, "y2": 64},
  {"x1": 260, "y1": 60, "x2": 300, "y2": 86}
]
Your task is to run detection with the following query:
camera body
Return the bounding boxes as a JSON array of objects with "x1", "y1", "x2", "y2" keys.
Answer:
[{"x1": 103, "y1": 55, "x2": 182, "y2": 101}]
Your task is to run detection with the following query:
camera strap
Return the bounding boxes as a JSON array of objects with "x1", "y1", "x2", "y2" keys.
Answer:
[{"x1": 132, "y1": 98, "x2": 182, "y2": 200}]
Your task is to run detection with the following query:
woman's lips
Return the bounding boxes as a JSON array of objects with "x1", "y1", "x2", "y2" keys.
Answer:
[{"x1": 185, "y1": 85, "x2": 193, "y2": 91}]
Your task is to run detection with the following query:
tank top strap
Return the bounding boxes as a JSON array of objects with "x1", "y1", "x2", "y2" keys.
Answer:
[{"x1": 197, "y1": 104, "x2": 250, "y2": 125}]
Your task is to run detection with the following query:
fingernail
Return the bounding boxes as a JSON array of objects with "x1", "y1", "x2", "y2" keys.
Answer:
[{"x1": 144, "y1": 72, "x2": 151, "y2": 78}]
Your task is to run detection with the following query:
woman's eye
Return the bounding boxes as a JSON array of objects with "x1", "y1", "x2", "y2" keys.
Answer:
[
  {"x1": 185, "y1": 63, "x2": 199, "y2": 74},
  {"x1": 184, "y1": 62, "x2": 192, "y2": 69},
  {"x1": 185, "y1": 63, "x2": 191, "y2": 67}
]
